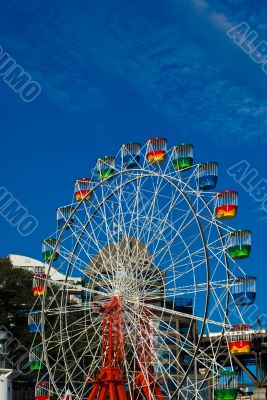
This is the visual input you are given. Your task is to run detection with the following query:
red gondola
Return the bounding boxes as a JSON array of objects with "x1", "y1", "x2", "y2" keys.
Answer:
[
  {"x1": 146, "y1": 137, "x2": 167, "y2": 164},
  {"x1": 227, "y1": 324, "x2": 252, "y2": 354},
  {"x1": 74, "y1": 178, "x2": 93, "y2": 202},
  {"x1": 33, "y1": 273, "x2": 47, "y2": 296},
  {"x1": 215, "y1": 190, "x2": 238, "y2": 220},
  {"x1": 35, "y1": 381, "x2": 51, "y2": 400}
]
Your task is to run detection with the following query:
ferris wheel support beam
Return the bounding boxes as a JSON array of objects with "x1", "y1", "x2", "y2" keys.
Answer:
[
  {"x1": 133, "y1": 307, "x2": 164, "y2": 400},
  {"x1": 86, "y1": 295, "x2": 127, "y2": 400}
]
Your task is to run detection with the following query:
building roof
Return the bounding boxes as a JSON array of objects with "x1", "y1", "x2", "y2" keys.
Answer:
[{"x1": 9, "y1": 254, "x2": 80, "y2": 282}]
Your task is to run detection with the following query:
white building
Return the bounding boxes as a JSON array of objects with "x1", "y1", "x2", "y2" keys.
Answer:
[{"x1": 8, "y1": 254, "x2": 81, "y2": 284}]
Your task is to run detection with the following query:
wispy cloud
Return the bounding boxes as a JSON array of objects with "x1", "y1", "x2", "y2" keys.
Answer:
[{"x1": 1, "y1": 0, "x2": 267, "y2": 141}]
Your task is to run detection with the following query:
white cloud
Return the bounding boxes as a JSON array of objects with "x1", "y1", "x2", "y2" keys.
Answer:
[{"x1": 1, "y1": 1, "x2": 267, "y2": 141}]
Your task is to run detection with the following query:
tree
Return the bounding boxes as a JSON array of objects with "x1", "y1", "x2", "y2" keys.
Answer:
[{"x1": 0, "y1": 256, "x2": 35, "y2": 347}]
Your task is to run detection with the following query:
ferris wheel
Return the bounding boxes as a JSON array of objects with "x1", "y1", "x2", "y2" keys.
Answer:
[{"x1": 29, "y1": 138, "x2": 255, "y2": 400}]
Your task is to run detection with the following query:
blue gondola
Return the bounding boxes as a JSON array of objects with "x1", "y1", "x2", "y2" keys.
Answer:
[
  {"x1": 232, "y1": 276, "x2": 256, "y2": 306},
  {"x1": 121, "y1": 143, "x2": 141, "y2": 168},
  {"x1": 57, "y1": 206, "x2": 74, "y2": 230},
  {"x1": 28, "y1": 312, "x2": 41, "y2": 333},
  {"x1": 197, "y1": 162, "x2": 218, "y2": 190}
]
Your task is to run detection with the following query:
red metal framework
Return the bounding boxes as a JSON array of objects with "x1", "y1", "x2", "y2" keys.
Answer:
[
  {"x1": 87, "y1": 295, "x2": 127, "y2": 400},
  {"x1": 87, "y1": 297, "x2": 164, "y2": 400},
  {"x1": 133, "y1": 308, "x2": 164, "y2": 400}
]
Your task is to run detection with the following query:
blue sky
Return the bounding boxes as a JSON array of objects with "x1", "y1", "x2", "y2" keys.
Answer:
[{"x1": 1, "y1": 0, "x2": 267, "y2": 321}]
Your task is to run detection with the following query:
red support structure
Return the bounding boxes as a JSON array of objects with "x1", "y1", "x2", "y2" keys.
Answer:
[
  {"x1": 87, "y1": 295, "x2": 127, "y2": 400},
  {"x1": 87, "y1": 297, "x2": 164, "y2": 400},
  {"x1": 133, "y1": 309, "x2": 164, "y2": 400}
]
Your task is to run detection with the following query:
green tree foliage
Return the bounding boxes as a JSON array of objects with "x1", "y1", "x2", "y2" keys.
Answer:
[{"x1": 0, "y1": 256, "x2": 35, "y2": 347}]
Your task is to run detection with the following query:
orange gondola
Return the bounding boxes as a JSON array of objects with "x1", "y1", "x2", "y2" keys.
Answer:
[
  {"x1": 227, "y1": 324, "x2": 252, "y2": 354},
  {"x1": 74, "y1": 178, "x2": 93, "y2": 202},
  {"x1": 146, "y1": 137, "x2": 167, "y2": 164},
  {"x1": 215, "y1": 190, "x2": 238, "y2": 220},
  {"x1": 33, "y1": 273, "x2": 47, "y2": 296}
]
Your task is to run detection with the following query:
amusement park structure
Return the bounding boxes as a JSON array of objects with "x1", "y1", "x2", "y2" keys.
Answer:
[{"x1": 25, "y1": 138, "x2": 264, "y2": 400}]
